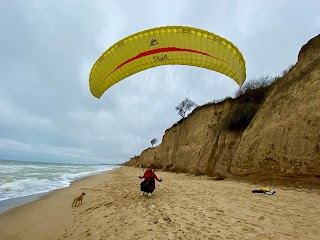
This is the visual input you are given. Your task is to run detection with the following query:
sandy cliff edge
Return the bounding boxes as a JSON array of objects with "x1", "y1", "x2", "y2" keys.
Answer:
[{"x1": 125, "y1": 34, "x2": 320, "y2": 180}]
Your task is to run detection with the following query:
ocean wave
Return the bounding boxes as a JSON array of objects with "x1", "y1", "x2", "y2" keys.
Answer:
[
  {"x1": 0, "y1": 178, "x2": 68, "y2": 201},
  {"x1": 0, "y1": 162, "x2": 117, "y2": 201}
]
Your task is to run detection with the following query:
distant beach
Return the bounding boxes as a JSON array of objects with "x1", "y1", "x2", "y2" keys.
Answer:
[{"x1": 1, "y1": 166, "x2": 319, "y2": 240}]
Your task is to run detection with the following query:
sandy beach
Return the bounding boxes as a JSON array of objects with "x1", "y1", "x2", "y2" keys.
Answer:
[{"x1": 0, "y1": 167, "x2": 319, "y2": 240}]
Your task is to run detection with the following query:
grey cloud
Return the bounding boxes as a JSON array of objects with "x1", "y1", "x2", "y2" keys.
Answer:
[{"x1": 0, "y1": 0, "x2": 319, "y2": 164}]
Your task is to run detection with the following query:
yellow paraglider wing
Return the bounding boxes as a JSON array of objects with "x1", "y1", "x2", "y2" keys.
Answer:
[{"x1": 89, "y1": 26, "x2": 246, "y2": 98}]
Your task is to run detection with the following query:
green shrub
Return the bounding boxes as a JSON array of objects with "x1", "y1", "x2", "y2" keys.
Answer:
[
  {"x1": 235, "y1": 75, "x2": 274, "y2": 104},
  {"x1": 225, "y1": 102, "x2": 259, "y2": 131},
  {"x1": 224, "y1": 75, "x2": 275, "y2": 131}
]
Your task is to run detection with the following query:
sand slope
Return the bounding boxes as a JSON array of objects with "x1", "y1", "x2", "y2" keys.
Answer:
[{"x1": 0, "y1": 167, "x2": 319, "y2": 240}]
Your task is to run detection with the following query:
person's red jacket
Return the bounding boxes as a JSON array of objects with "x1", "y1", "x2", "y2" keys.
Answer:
[{"x1": 141, "y1": 169, "x2": 160, "y2": 181}]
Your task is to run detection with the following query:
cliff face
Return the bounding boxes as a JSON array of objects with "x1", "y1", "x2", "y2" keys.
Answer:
[
  {"x1": 126, "y1": 34, "x2": 320, "y2": 177},
  {"x1": 231, "y1": 34, "x2": 320, "y2": 176},
  {"x1": 132, "y1": 101, "x2": 243, "y2": 176}
]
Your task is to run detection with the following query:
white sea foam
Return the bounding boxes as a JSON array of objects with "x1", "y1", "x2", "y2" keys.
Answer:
[
  {"x1": 0, "y1": 160, "x2": 117, "y2": 201},
  {"x1": 0, "y1": 178, "x2": 60, "y2": 201}
]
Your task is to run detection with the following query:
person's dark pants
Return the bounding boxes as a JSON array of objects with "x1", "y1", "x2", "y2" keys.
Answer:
[{"x1": 140, "y1": 179, "x2": 155, "y2": 193}]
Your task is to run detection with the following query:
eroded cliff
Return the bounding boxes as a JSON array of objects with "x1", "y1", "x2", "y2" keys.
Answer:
[{"x1": 125, "y1": 34, "x2": 320, "y2": 177}]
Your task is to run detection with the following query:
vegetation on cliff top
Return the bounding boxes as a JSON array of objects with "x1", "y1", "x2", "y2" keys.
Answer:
[
  {"x1": 224, "y1": 64, "x2": 294, "y2": 131},
  {"x1": 224, "y1": 75, "x2": 274, "y2": 131}
]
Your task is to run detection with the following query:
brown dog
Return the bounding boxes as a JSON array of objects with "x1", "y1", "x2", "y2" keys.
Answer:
[{"x1": 72, "y1": 192, "x2": 86, "y2": 207}]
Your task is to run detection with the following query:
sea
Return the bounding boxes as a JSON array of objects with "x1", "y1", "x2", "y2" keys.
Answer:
[{"x1": 0, "y1": 159, "x2": 118, "y2": 214}]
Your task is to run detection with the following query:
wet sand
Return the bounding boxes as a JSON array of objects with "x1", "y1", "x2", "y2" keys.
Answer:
[
  {"x1": 0, "y1": 166, "x2": 319, "y2": 240},
  {"x1": 0, "y1": 192, "x2": 47, "y2": 214}
]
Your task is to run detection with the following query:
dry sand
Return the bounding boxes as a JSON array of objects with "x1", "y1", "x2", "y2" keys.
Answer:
[{"x1": 0, "y1": 166, "x2": 319, "y2": 240}]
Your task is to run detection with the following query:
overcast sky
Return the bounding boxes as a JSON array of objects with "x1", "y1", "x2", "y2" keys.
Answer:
[{"x1": 0, "y1": 1, "x2": 319, "y2": 164}]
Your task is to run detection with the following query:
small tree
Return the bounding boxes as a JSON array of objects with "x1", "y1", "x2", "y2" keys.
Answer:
[
  {"x1": 175, "y1": 98, "x2": 197, "y2": 118},
  {"x1": 151, "y1": 138, "x2": 158, "y2": 147}
]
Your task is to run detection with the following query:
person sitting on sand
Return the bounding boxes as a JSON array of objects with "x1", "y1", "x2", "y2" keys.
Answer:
[{"x1": 139, "y1": 164, "x2": 162, "y2": 197}]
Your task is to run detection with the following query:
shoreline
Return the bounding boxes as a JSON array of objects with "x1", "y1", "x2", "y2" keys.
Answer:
[
  {"x1": 1, "y1": 166, "x2": 320, "y2": 240},
  {"x1": 0, "y1": 192, "x2": 48, "y2": 214},
  {"x1": 0, "y1": 166, "x2": 119, "y2": 215}
]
